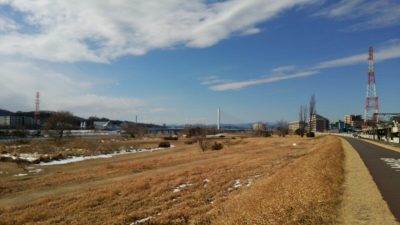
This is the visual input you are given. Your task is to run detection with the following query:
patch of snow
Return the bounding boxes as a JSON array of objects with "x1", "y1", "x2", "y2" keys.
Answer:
[
  {"x1": 29, "y1": 169, "x2": 43, "y2": 173},
  {"x1": 130, "y1": 216, "x2": 153, "y2": 224},
  {"x1": 233, "y1": 179, "x2": 241, "y2": 188},
  {"x1": 203, "y1": 178, "x2": 210, "y2": 187},
  {"x1": 1, "y1": 154, "x2": 17, "y2": 160},
  {"x1": 292, "y1": 143, "x2": 297, "y2": 146},
  {"x1": 19, "y1": 153, "x2": 40, "y2": 162},
  {"x1": 14, "y1": 173, "x2": 28, "y2": 177},
  {"x1": 246, "y1": 179, "x2": 253, "y2": 187},
  {"x1": 228, "y1": 179, "x2": 242, "y2": 192},
  {"x1": 1, "y1": 153, "x2": 39, "y2": 162},
  {"x1": 39, "y1": 146, "x2": 174, "y2": 166},
  {"x1": 172, "y1": 182, "x2": 192, "y2": 193}
]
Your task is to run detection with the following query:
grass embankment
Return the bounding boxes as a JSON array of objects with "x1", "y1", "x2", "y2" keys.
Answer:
[
  {"x1": 212, "y1": 136, "x2": 344, "y2": 225},
  {"x1": 0, "y1": 136, "x2": 344, "y2": 225}
]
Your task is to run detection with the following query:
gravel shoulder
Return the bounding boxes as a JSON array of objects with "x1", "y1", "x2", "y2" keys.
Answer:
[{"x1": 339, "y1": 138, "x2": 399, "y2": 225}]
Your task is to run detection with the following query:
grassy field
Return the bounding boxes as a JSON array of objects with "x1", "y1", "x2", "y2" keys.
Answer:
[{"x1": 0, "y1": 135, "x2": 344, "y2": 225}]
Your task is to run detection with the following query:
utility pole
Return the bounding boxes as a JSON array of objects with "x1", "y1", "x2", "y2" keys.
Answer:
[
  {"x1": 34, "y1": 91, "x2": 40, "y2": 128},
  {"x1": 217, "y1": 108, "x2": 220, "y2": 131}
]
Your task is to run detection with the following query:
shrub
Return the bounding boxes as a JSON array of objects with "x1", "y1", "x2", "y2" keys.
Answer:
[
  {"x1": 158, "y1": 142, "x2": 171, "y2": 148},
  {"x1": 164, "y1": 136, "x2": 178, "y2": 141},
  {"x1": 184, "y1": 140, "x2": 196, "y2": 145},
  {"x1": 211, "y1": 142, "x2": 223, "y2": 151},
  {"x1": 306, "y1": 132, "x2": 315, "y2": 137}
]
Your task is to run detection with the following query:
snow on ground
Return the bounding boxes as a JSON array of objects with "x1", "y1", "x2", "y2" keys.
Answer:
[
  {"x1": 28, "y1": 168, "x2": 43, "y2": 173},
  {"x1": 14, "y1": 173, "x2": 28, "y2": 177},
  {"x1": 246, "y1": 179, "x2": 253, "y2": 187},
  {"x1": 1, "y1": 153, "x2": 39, "y2": 162},
  {"x1": 130, "y1": 213, "x2": 161, "y2": 224},
  {"x1": 1, "y1": 145, "x2": 176, "y2": 166},
  {"x1": 131, "y1": 216, "x2": 153, "y2": 224},
  {"x1": 228, "y1": 179, "x2": 241, "y2": 192},
  {"x1": 38, "y1": 146, "x2": 174, "y2": 166},
  {"x1": 172, "y1": 182, "x2": 192, "y2": 193},
  {"x1": 203, "y1": 178, "x2": 210, "y2": 187},
  {"x1": 233, "y1": 179, "x2": 241, "y2": 188}
]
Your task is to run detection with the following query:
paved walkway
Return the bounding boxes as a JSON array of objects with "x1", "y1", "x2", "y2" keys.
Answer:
[{"x1": 344, "y1": 137, "x2": 400, "y2": 221}]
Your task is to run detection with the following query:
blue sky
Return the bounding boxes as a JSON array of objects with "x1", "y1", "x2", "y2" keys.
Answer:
[{"x1": 0, "y1": 0, "x2": 399, "y2": 124}]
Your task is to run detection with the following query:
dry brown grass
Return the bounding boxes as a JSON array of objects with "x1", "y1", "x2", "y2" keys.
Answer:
[
  {"x1": 0, "y1": 136, "x2": 344, "y2": 225},
  {"x1": 212, "y1": 136, "x2": 344, "y2": 225}
]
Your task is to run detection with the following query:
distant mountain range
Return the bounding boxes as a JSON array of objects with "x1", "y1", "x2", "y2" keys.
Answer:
[{"x1": 0, "y1": 109, "x2": 14, "y2": 116}]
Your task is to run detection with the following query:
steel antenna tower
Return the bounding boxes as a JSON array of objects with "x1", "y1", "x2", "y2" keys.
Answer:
[
  {"x1": 34, "y1": 91, "x2": 40, "y2": 126},
  {"x1": 364, "y1": 47, "x2": 379, "y2": 123}
]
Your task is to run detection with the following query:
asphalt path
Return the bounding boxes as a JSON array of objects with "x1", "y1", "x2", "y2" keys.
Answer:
[{"x1": 344, "y1": 137, "x2": 400, "y2": 221}]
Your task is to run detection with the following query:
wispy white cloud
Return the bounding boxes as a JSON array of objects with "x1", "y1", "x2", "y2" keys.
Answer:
[
  {"x1": 316, "y1": 0, "x2": 400, "y2": 31},
  {"x1": 199, "y1": 75, "x2": 229, "y2": 85},
  {"x1": 209, "y1": 71, "x2": 318, "y2": 91},
  {"x1": 272, "y1": 65, "x2": 297, "y2": 73},
  {"x1": 314, "y1": 39, "x2": 400, "y2": 69},
  {"x1": 0, "y1": 0, "x2": 317, "y2": 63},
  {"x1": 0, "y1": 15, "x2": 18, "y2": 32},
  {"x1": 208, "y1": 39, "x2": 400, "y2": 91}
]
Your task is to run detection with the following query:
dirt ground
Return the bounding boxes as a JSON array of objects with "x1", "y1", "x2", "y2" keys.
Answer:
[
  {"x1": 339, "y1": 139, "x2": 399, "y2": 225},
  {"x1": 0, "y1": 136, "x2": 344, "y2": 225}
]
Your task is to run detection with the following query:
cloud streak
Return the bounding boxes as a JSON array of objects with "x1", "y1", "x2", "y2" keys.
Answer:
[
  {"x1": 315, "y1": 0, "x2": 400, "y2": 31},
  {"x1": 209, "y1": 39, "x2": 400, "y2": 91},
  {"x1": 314, "y1": 39, "x2": 400, "y2": 69},
  {"x1": 209, "y1": 71, "x2": 318, "y2": 91}
]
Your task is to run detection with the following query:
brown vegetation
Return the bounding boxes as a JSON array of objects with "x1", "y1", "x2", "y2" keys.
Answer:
[{"x1": 0, "y1": 136, "x2": 344, "y2": 225}]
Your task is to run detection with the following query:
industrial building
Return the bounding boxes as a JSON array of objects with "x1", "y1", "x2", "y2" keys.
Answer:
[
  {"x1": 311, "y1": 114, "x2": 330, "y2": 133},
  {"x1": 330, "y1": 120, "x2": 347, "y2": 132},
  {"x1": 289, "y1": 121, "x2": 308, "y2": 132},
  {"x1": 0, "y1": 115, "x2": 35, "y2": 128},
  {"x1": 253, "y1": 122, "x2": 266, "y2": 131},
  {"x1": 344, "y1": 115, "x2": 363, "y2": 129}
]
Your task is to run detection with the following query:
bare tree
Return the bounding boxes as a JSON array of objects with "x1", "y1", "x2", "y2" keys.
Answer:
[
  {"x1": 123, "y1": 123, "x2": 146, "y2": 138},
  {"x1": 308, "y1": 94, "x2": 316, "y2": 134},
  {"x1": 276, "y1": 120, "x2": 289, "y2": 137},
  {"x1": 44, "y1": 111, "x2": 74, "y2": 143},
  {"x1": 298, "y1": 105, "x2": 308, "y2": 137}
]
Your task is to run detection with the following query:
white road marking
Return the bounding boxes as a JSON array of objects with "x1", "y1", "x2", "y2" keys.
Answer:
[{"x1": 381, "y1": 158, "x2": 400, "y2": 171}]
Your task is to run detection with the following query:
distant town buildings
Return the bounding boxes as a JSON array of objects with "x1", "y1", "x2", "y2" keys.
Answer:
[
  {"x1": 330, "y1": 120, "x2": 347, "y2": 132},
  {"x1": 94, "y1": 121, "x2": 122, "y2": 131},
  {"x1": 344, "y1": 114, "x2": 363, "y2": 129},
  {"x1": 311, "y1": 114, "x2": 330, "y2": 133},
  {"x1": 289, "y1": 121, "x2": 308, "y2": 132},
  {"x1": 252, "y1": 122, "x2": 266, "y2": 131}
]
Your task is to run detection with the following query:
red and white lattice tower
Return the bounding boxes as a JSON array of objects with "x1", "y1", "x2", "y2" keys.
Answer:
[
  {"x1": 34, "y1": 91, "x2": 40, "y2": 125},
  {"x1": 364, "y1": 47, "x2": 379, "y2": 123}
]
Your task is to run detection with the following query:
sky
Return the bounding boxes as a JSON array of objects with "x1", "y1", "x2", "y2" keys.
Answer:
[{"x1": 0, "y1": 0, "x2": 399, "y2": 125}]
